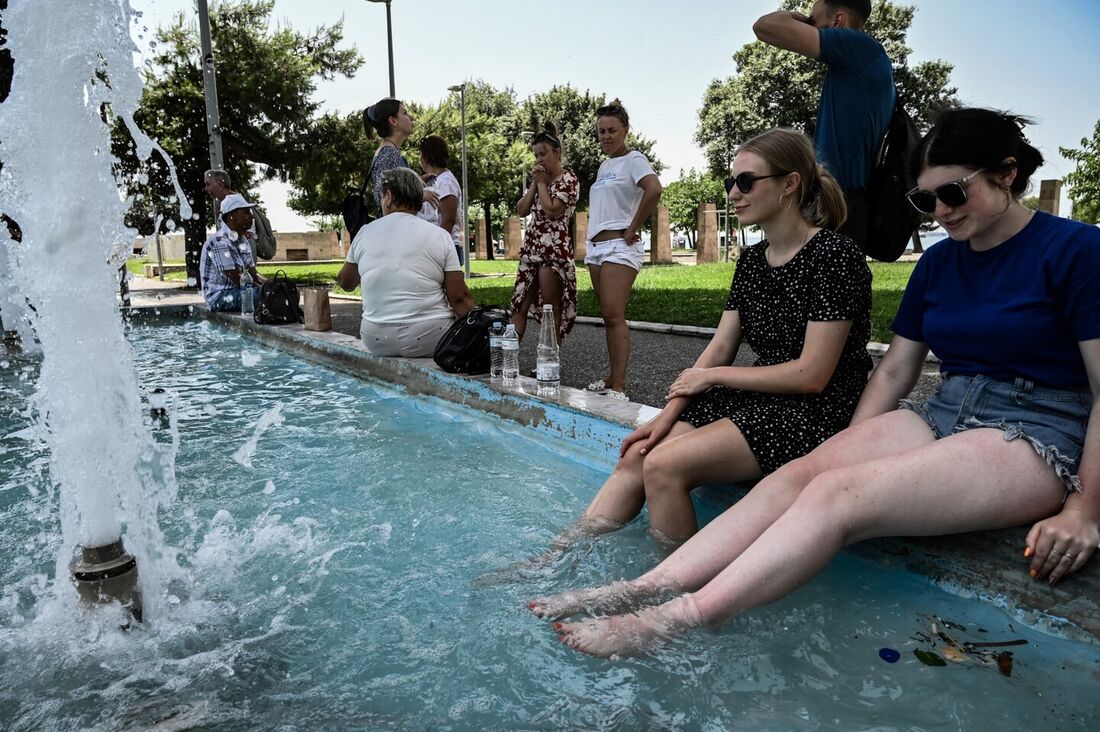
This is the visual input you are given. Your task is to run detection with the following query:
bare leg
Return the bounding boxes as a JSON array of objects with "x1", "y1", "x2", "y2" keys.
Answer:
[
  {"x1": 537, "y1": 265, "x2": 564, "y2": 342},
  {"x1": 594, "y1": 263, "x2": 638, "y2": 393},
  {"x1": 643, "y1": 419, "x2": 761, "y2": 542},
  {"x1": 557, "y1": 425, "x2": 1066, "y2": 657},
  {"x1": 531, "y1": 410, "x2": 933, "y2": 616},
  {"x1": 511, "y1": 275, "x2": 540, "y2": 340}
]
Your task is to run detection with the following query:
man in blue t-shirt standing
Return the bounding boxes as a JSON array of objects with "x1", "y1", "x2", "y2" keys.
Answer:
[{"x1": 754, "y1": 0, "x2": 895, "y2": 250}]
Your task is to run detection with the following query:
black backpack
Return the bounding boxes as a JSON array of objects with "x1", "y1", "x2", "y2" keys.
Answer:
[
  {"x1": 864, "y1": 102, "x2": 922, "y2": 262},
  {"x1": 433, "y1": 307, "x2": 509, "y2": 375},
  {"x1": 341, "y1": 183, "x2": 373, "y2": 240},
  {"x1": 254, "y1": 270, "x2": 303, "y2": 325}
]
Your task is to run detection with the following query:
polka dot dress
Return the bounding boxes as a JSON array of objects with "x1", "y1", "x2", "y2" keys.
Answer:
[{"x1": 680, "y1": 229, "x2": 873, "y2": 474}]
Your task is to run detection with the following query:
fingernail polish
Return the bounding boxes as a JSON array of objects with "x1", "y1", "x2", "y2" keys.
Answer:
[
  {"x1": 1023, "y1": 546, "x2": 1032, "y2": 558},
  {"x1": 1029, "y1": 569, "x2": 1038, "y2": 578},
  {"x1": 553, "y1": 622, "x2": 563, "y2": 631}
]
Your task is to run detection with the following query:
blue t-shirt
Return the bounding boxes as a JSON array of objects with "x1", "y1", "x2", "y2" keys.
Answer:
[
  {"x1": 815, "y1": 28, "x2": 895, "y2": 190},
  {"x1": 892, "y1": 212, "x2": 1100, "y2": 389}
]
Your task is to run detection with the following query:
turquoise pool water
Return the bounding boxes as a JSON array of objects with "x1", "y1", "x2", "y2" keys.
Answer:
[{"x1": 0, "y1": 319, "x2": 1097, "y2": 730}]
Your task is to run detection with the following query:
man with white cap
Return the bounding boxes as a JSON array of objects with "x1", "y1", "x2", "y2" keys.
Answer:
[{"x1": 199, "y1": 193, "x2": 267, "y2": 312}]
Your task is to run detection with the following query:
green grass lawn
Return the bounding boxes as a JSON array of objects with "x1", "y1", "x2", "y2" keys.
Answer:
[{"x1": 135, "y1": 257, "x2": 915, "y2": 343}]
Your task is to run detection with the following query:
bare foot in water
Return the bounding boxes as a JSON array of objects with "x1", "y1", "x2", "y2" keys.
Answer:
[
  {"x1": 527, "y1": 579, "x2": 665, "y2": 620},
  {"x1": 552, "y1": 595, "x2": 704, "y2": 658},
  {"x1": 475, "y1": 516, "x2": 625, "y2": 589}
]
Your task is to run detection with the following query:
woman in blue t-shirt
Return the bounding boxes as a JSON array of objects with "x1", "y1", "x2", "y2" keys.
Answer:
[{"x1": 529, "y1": 108, "x2": 1100, "y2": 658}]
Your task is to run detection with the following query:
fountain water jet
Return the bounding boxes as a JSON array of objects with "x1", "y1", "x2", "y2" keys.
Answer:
[{"x1": 0, "y1": 0, "x2": 187, "y2": 621}]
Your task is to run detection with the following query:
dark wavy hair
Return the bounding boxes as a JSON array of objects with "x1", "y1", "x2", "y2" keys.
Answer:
[
  {"x1": 531, "y1": 121, "x2": 561, "y2": 150},
  {"x1": 596, "y1": 98, "x2": 629, "y2": 128},
  {"x1": 913, "y1": 108, "x2": 1044, "y2": 198}
]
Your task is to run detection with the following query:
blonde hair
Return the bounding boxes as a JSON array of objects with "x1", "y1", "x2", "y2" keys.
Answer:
[{"x1": 738, "y1": 128, "x2": 847, "y2": 231}]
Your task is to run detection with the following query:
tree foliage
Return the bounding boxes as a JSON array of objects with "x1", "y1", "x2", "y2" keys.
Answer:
[
  {"x1": 662, "y1": 169, "x2": 726, "y2": 246},
  {"x1": 1059, "y1": 119, "x2": 1100, "y2": 224},
  {"x1": 112, "y1": 0, "x2": 360, "y2": 279},
  {"x1": 695, "y1": 0, "x2": 958, "y2": 175}
]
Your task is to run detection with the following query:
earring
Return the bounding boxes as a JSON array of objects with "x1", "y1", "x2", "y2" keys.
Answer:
[{"x1": 779, "y1": 193, "x2": 793, "y2": 212}]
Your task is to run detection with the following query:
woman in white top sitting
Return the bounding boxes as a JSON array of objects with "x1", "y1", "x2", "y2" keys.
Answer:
[
  {"x1": 417, "y1": 135, "x2": 464, "y2": 264},
  {"x1": 585, "y1": 99, "x2": 663, "y2": 400},
  {"x1": 338, "y1": 167, "x2": 475, "y2": 358}
]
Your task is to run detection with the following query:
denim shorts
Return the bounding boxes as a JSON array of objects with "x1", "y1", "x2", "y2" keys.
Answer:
[{"x1": 900, "y1": 374, "x2": 1093, "y2": 494}]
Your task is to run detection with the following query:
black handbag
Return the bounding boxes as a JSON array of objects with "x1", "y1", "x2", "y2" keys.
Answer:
[
  {"x1": 254, "y1": 270, "x2": 303, "y2": 325},
  {"x1": 433, "y1": 307, "x2": 510, "y2": 375}
]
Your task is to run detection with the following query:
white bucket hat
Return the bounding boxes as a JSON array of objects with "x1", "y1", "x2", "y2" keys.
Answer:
[{"x1": 220, "y1": 193, "x2": 257, "y2": 219}]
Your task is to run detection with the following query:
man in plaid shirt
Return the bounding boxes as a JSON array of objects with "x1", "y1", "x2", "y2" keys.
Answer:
[{"x1": 199, "y1": 194, "x2": 266, "y2": 311}]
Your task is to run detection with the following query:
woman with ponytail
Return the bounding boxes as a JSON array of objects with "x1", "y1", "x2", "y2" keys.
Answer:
[
  {"x1": 363, "y1": 97, "x2": 424, "y2": 214},
  {"x1": 511, "y1": 122, "x2": 580, "y2": 342},
  {"x1": 531, "y1": 110, "x2": 1100, "y2": 659},
  {"x1": 515, "y1": 128, "x2": 871, "y2": 566}
]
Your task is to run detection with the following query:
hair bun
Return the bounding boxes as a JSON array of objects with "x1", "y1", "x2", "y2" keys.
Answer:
[{"x1": 543, "y1": 121, "x2": 558, "y2": 136}]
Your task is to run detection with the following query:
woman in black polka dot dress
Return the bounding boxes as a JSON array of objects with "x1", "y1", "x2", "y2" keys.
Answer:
[{"x1": 543, "y1": 128, "x2": 871, "y2": 550}]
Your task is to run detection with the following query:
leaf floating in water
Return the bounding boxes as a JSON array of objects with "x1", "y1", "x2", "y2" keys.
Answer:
[
  {"x1": 879, "y1": 647, "x2": 901, "y2": 663},
  {"x1": 914, "y1": 649, "x2": 947, "y2": 667},
  {"x1": 996, "y1": 652, "x2": 1014, "y2": 678},
  {"x1": 941, "y1": 646, "x2": 971, "y2": 664}
]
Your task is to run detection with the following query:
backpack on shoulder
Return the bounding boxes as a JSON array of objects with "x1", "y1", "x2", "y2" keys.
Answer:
[
  {"x1": 254, "y1": 270, "x2": 303, "y2": 325},
  {"x1": 863, "y1": 102, "x2": 922, "y2": 262},
  {"x1": 341, "y1": 158, "x2": 378, "y2": 240},
  {"x1": 433, "y1": 307, "x2": 510, "y2": 375},
  {"x1": 253, "y1": 207, "x2": 278, "y2": 260}
]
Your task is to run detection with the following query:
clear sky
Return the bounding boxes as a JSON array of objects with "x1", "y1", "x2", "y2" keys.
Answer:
[{"x1": 130, "y1": 0, "x2": 1100, "y2": 230}]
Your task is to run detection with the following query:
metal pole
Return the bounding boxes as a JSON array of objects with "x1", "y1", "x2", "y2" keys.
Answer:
[
  {"x1": 155, "y1": 233, "x2": 164, "y2": 281},
  {"x1": 197, "y1": 0, "x2": 224, "y2": 169},
  {"x1": 459, "y1": 87, "x2": 469, "y2": 277},
  {"x1": 384, "y1": 0, "x2": 395, "y2": 97}
]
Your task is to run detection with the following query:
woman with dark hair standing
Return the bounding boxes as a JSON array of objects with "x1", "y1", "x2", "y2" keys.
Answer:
[
  {"x1": 532, "y1": 109, "x2": 1100, "y2": 658},
  {"x1": 417, "y1": 135, "x2": 464, "y2": 263},
  {"x1": 513, "y1": 127, "x2": 870, "y2": 560},
  {"x1": 584, "y1": 100, "x2": 663, "y2": 400},
  {"x1": 511, "y1": 122, "x2": 580, "y2": 342},
  {"x1": 363, "y1": 98, "x2": 436, "y2": 214}
]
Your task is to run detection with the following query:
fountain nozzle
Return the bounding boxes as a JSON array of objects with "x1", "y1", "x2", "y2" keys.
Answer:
[{"x1": 69, "y1": 539, "x2": 143, "y2": 622}]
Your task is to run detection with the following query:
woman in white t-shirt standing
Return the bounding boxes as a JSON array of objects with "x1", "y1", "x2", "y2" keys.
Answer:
[
  {"x1": 585, "y1": 100, "x2": 663, "y2": 400},
  {"x1": 417, "y1": 135, "x2": 465, "y2": 264}
]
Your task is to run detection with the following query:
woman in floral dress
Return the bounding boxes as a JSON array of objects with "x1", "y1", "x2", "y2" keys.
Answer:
[{"x1": 510, "y1": 122, "x2": 579, "y2": 342}]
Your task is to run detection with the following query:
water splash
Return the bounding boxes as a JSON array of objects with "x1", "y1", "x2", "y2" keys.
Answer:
[{"x1": 0, "y1": 0, "x2": 182, "y2": 618}]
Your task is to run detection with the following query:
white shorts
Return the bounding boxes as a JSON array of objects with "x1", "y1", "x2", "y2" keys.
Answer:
[
  {"x1": 360, "y1": 316, "x2": 452, "y2": 358},
  {"x1": 584, "y1": 238, "x2": 644, "y2": 271}
]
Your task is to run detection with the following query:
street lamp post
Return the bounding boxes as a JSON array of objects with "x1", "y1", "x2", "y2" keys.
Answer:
[
  {"x1": 366, "y1": 0, "x2": 396, "y2": 97},
  {"x1": 448, "y1": 83, "x2": 469, "y2": 278},
  {"x1": 196, "y1": 0, "x2": 224, "y2": 170}
]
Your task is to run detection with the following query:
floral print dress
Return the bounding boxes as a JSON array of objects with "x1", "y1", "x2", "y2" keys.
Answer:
[{"x1": 510, "y1": 169, "x2": 580, "y2": 340}]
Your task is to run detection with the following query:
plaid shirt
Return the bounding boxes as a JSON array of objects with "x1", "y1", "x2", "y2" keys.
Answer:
[{"x1": 199, "y1": 224, "x2": 247, "y2": 303}]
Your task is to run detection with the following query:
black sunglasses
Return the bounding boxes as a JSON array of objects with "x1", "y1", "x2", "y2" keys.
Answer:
[
  {"x1": 724, "y1": 171, "x2": 791, "y2": 195},
  {"x1": 906, "y1": 169, "x2": 985, "y2": 214}
]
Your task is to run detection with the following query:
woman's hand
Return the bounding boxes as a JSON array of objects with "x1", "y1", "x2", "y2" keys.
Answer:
[
  {"x1": 666, "y1": 368, "x2": 714, "y2": 400},
  {"x1": 620, "y1": 411, "x2": 677, "y2": 458},
  {"x1": 623, "y1": 226, "x2": 641, "y2": 244},
  {"x1": 531, "y1": 164, "x2": 550, "y2": 187},
  {"x1": 423, "y1": 189, "x2": 441, "y2": 208},
  {"x1": 1025, "y1": 507, "x2": 1100, "y2": 584}
]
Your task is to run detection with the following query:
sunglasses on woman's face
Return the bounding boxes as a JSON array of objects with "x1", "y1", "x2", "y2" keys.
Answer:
[
  {"x1": 906, "y1": 169, "x2": 985, "y2": 214},
  {"x1": 723, "y1": 171, "x2": 791, "y2": 195}
]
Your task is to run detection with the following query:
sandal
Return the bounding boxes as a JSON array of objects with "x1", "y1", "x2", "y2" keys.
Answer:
[
  {"x1": 601, "y1": 389, "x2": 628, "y2": 401},
  {"x1": 585, "y1": 379, "x2": 606, "y2": 392}
]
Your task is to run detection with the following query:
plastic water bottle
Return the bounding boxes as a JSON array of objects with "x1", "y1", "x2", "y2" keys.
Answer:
[
  {"x1": 240, "y1": 271, "x2": 254, "y2": 316},
  {"x1": 501, "y1": 323, "x2": 520, "y2": 385},
  {"x1": 536, "y1": 304, "x2": 560, "y2": 396},
  {"x1": 489, "y1": 321, "x2": 505, "y2": 383}
]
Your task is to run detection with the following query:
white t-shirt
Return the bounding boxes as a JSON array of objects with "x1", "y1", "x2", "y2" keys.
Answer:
[
  {"x1": 416, "y1": 169, "x2": 463, "y2": 247},
  {"x1": 346, "y1": 212, "x2": 462, "y2": 324},
  {"x1": 586, "y1": 150, "x2": 657, "y2": 240}
]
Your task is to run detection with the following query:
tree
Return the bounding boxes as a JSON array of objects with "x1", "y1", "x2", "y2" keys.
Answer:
[
  {"x1": 663, "y1": 169, "x2": 726, "y2": 247},
  {"x1": 112, "y1": 0, "x2": 361, "y2": 282},
  {"x1": 1060, "y1": 119, "x2": 1100, "y2": 224},
  {"x1": 695, "y1": 0, "x2": 958, "y2": 176},
  {"x1": 513, "y1": 85, "x2": 664, "y2": 210}
]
